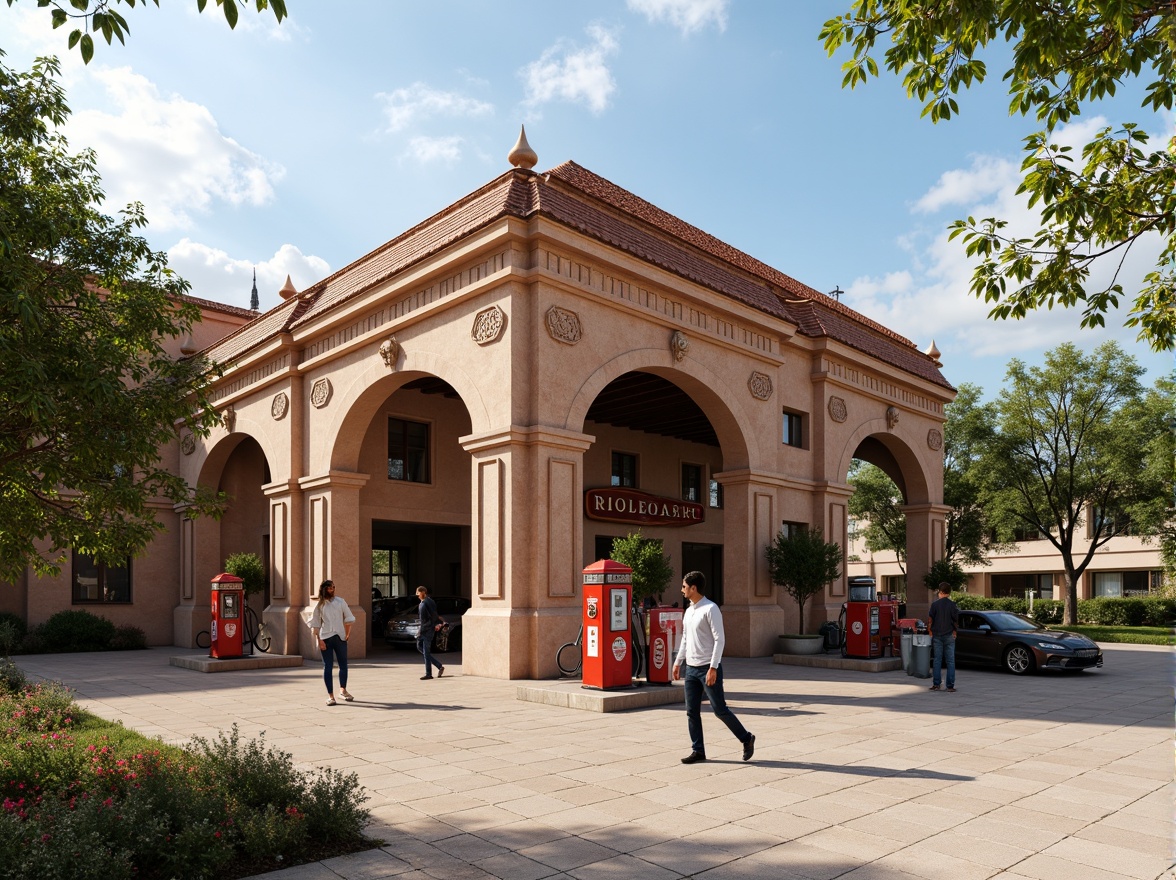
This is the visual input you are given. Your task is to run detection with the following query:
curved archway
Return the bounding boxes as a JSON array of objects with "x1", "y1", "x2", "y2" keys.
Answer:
[
  {"x1": 564, "y1": 348, "x2": 754, "y2": 471},
  {"x1": 326, "y1": 350, "x2": 488, "y2": 474},
  {"x1": 837, "y1": 419, "x2": 932, "y2": 504}
]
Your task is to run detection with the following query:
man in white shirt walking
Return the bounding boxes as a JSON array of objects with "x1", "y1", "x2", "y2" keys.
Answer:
[{"x1": 672, "y1": 571, "x2": 755, "y2": 764}]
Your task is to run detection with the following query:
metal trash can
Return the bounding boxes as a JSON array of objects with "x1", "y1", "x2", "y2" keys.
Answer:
[
  {"x1": 819, "y1": 620, "x2": 840, "y2": 652},
  {"x1": 900, "y1": 629, "x2": 914, "y2": 674},
  {"x1": 911, "y1": 633, "x2": 932, "y2": 679}
]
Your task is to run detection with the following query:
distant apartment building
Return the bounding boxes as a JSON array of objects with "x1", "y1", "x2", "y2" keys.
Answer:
[{"x1": 847, "y1": 510, "x2": 1163, "y2": 601}]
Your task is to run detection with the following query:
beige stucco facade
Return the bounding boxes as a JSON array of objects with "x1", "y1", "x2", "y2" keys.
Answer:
[{"x1": 4, "y1": 159, "x2": 957, "y2": 679}]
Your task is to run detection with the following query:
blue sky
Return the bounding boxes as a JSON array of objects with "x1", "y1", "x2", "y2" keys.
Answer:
[{"x1": 6, "y1": 0, "x2": 1171, "y2": 398}]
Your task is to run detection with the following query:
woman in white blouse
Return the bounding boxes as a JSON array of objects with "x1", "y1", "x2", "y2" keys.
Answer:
[{"x1": 308, "y1": 579, "x2": 355, "y2": 705}]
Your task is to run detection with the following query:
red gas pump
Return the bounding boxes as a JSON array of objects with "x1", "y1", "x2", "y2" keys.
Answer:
[
  {"x1": 646, "y1": 605, "x2": 683, "y2": 685},
  {"x1": 209, "y1": 573, "x2": 245, "y2": 659},
  {"x1": 877, "y1": 593, "x2": 901, "y2": 656},
  {"x1": 581, "y1": 560, "x2": 632, "y2": 690}
]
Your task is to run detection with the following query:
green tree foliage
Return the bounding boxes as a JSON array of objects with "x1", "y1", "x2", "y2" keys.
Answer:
[
  {"x1": 922, "y1": 557, "x2": 967, "y2": 593},
  {"x1": 847, "y1": 460, "x2": 906, "y2": 571},
  {"x1": 0, "y1": 55, "x2": 224, "y2": 583},
  {"x1": 609, "y1": 531, "x2": 674, "y2": 603},
  {"x1": 822, "y1": 2, "x2": 1176, "y2": 351},
  {"x1": 6, "y1": 0, "x2": 287, "y2": 64},
  {"x1": 765, "y1": 526, "x2": 842, "y2": 635},
  {"x1": 981, "y1": 343, "x2": 1173, "y2": 624},
  {"x1": 942, "y1": 382, "x2": 1001, "y2": 566},
  {"x1": 223, "y1": 552, "x2": 265, "y2": 597}
]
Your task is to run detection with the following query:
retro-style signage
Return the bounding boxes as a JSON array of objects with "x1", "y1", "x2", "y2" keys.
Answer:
[{"x1": 584, "y1": 487, "x2": 705, "y2": 527}]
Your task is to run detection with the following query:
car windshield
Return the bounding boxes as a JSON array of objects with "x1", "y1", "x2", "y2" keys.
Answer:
[{"x1": 985, "y1": 612, "x2": 1041, "y2": 632}]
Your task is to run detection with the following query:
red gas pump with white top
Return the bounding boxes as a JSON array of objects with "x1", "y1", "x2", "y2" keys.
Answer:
[
  {"x1": 646, "y1": 605, "x2": 683, "y2": 685},
  {"x1": 209, "y1": 573, "x2": 245, "y2": 659},
  {"x1": 581, "y1": 560, "x2": 633, "y2": 690}
]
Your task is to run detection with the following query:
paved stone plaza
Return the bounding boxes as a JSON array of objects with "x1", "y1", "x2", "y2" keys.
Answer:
[{"x1": 15, "y1": 643, "x2": 1172, "y2": 880}]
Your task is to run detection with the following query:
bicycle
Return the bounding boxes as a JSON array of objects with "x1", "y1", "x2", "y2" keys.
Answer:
[
  {"x1": 194, "y1": 605, "x2": 271, "y2": 654},
  {"x1": 555, "y1": 602, "x2": 648, "y2": 679},
  {"x1": 556, "y1": 625, "x2": 583, "y2": 677}
]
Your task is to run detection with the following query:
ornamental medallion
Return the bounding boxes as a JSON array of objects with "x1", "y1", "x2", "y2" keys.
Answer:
[
  {"x1": 271, "y1": 392, "x2": 289, "y2": 421},
  {"x1": 747, "y1": 371, "x2": 773, "y2": 401},
  {"x1": 545, "y1": 306, "x2": 582, "y2": 344},
  {"x1": 472, "y1": 306, "x2": 506, "y2": 345},
  {"x1": 828, "y1": 396, "x2": 848, "y2": 423},
  {"x1": 310, "y1": 378, "x2": 332, "y2": 409}
]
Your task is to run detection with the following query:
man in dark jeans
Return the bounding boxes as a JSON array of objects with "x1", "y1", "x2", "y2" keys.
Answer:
[
  {"x1": 415, "y1": 585, "x2": 445, "y2": 680},
  {"x1": 926, "y1": 582, "x2": 959, "y2": 692}
]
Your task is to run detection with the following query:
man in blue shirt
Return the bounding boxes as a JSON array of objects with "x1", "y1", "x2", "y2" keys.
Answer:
[{"x1": 672, "y1": 571, "x2": 755, "y2": 764}]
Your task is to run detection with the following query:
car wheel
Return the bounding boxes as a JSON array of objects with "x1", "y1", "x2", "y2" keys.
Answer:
[{"x1": 1003, "y1": 644, "x2": 1035, "y2": 675}]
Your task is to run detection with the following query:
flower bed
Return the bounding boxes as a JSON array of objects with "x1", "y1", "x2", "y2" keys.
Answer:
[{"x1": 0, "y1": 664, "x2": 372, "y2": 879}]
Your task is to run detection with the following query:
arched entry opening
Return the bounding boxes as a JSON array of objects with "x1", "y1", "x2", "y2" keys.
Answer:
[
  {"x1": 174, "y1": 433, "x2": 274, "y2": 648},
  {"x1": 343, "y1": 374, "x2": 473, "y2": 655},
  {"x1": 844, "y1": 429, "x2": 941, "y2": 616},
  {"x1": 581, "y1": 370, "x2": 727, "y2": 605}
]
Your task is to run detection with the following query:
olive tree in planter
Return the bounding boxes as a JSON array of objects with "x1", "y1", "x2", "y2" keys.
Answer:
[
  {"x1": 223, "y1": 552, "x2": 266, "y2": 599},
  {"x1": 765, "y1": 526, "x2": 842, "y2": 651},
  {"x1": 609, "y1": 531, "x2": 674, "y2": 606}
]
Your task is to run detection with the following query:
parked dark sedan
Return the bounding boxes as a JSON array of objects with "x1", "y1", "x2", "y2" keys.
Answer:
[
  {"x1": 371, "y1": 594, "x2": 420, "y2": 637},
  {"x1": 956, "y1": 610, "x2": 1103, "y2": 675},
  {"x1": 384, "y1": 596, "x2": 471, "y2": 652}
]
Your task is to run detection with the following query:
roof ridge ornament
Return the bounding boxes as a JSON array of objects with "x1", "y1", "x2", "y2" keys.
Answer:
[
  {"x1": 925, "y1": 339, "x2": 942, "y2": 365},
  {"x1": 508, "y1": 125, "x2": 538, "y2": 170},
  {"x1": 278, "y1": 274, "x2": 298, "y2": 300}
]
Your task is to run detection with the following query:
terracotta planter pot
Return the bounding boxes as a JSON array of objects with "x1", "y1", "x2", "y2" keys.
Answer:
[{"x1": 777, "y1": 634, "x2": 825, "y2": 655}]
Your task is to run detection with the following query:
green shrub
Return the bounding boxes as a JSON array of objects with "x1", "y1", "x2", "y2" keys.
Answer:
[
  {"x1": 223, "y1": 552, "x2": 267, "y2": 597},
  {"x1": 1077, "y1": 597, "x2": 1176, "y2": 626},
  {"x1": 0, "y1": 613, "x2": 27, "y2": 655},
  {"x1": 109, "y1": 625, "x2": 148, "y2": 651},
  {"x1": 32, "y1": 610, "x2": 116, "y2": 653},
  {"x1": 1029, "y1": 600, "x2": 1064, "y2": 624},
  {"x1": 0, "y1": 657, "x2": 26, "y2": 694}
]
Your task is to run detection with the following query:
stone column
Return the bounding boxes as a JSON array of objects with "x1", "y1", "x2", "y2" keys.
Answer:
[
  {"x1": 712, "y1": 469, "x2": 787, "y2": 657},
  {"x1": 460, "y1": 425, "x2": 593, "y2": 679},
  {"x1": 262, "y1": 479, "x2": 304, "y2": 655},
  {"x1": 816, "y1": 482, "x2": 855, "y2": 632},
  {"x1": 902, "y1": 501, "x2": 950, "y2": 619},
  {"x1": 298, "y1": 471, "x2": 371, "y2": 658}
]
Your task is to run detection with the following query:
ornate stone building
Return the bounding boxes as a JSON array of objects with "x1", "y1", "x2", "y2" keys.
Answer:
[{"x1": 5, "y1": 135, "x2": 956, "y2": 679}]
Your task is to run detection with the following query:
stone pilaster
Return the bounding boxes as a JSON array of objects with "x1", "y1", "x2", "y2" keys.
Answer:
[
  {"x1": 901, "y1": 501, "x2": 950, "y2": 619},
  {"x1": 460, "y1": 425, "x2": 593, "y2": 679},
  {"x1": 261, "y1": 479, "x2": 305, "y2": 655}
]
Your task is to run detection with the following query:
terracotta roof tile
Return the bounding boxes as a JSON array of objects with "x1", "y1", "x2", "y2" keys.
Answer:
[
  {"x1": 199, "y1": 162, "x2": 951, "y2": 391},
  {"x1": 180, "y1": 293, "x2": 257, "y2": 319}
]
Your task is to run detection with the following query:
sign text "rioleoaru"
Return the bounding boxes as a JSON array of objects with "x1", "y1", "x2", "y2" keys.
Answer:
[{"x1": 584, "y1": 488, "x2": 705, "y2": 527}]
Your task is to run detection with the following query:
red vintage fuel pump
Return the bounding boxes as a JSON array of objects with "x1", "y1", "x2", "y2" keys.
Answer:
[
  {"x1": 581, "y1": 559, "x2": 632, "y2": 690},
  {"x1": 646, "y1": 605, "x2": 683, "y2": 685},
  {"x1": 209, "y1": 573, "x2": 245, "y2": 659}
]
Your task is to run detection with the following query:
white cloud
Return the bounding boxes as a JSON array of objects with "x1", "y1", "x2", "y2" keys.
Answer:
[
  {"x1": 168, "y1": 239, "x2": 330, "y2": 311},
  {"x1": 912, "y1": 155, "x2": 1019, "y2": 214},
  {"x1": 845, "y1": 116, "x2": 1168, "y2": 367},
  {"x1": 375, "y1": 82, "x2": 494, "y2": 133},
  {"x1": 404, "y1": 135, "x2": 464, "y2": 164},
  {"x1": 627, "y1": 0, "x2": 728, "y2": 34},
  {"x1": 67, "y1": 67, "x2": 284, "y2": 231},
  {"x1": 521, "y1": 25, "x2": 620, "y2": 115}
]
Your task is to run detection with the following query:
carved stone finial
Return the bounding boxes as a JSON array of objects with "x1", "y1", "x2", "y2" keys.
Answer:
[
  {"x1": 508, "y1": 125, "x2": 538, "y2": 170},
  {"x1": 670, "y1": 330, "x2": 690, "y2": 361},
  {"x1": 926, "y1": 338, "x2": 942, "y2": 364},
  {"x1": 179, "y1": 333, "x2": 197, "y2": 356},
  {"x1": 278, "y1": 275, "x2": 298, "y2": 300}
]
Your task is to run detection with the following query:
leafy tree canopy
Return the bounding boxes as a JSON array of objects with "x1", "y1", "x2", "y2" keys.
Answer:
[
  {"x1": 223, "y1": 552, "x2": 265, "y2": 597},
  {"x1": 822, "y1": 1, "x2": 1176, "y2": 351},
  {"x1": 765, "y1": 526, "x2": 842, "y2": 635},
  {"x1": 6, "y1": 0, "x2": 287, "y2": 64},
  {"x1": 609, "y1": 531, "x2": 674, "y2": 603},
  {"x1": 0, "y1": 54, "x2": 223, "y2": 583},
  {"x1": 847, "y1": 460, "x2": 907, "y2": 571},
  {"x1": 980, "y1": 342, "x2": 1173, "y2": 623}
]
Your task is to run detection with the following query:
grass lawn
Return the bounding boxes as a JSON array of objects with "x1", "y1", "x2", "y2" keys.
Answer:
[{"x1": 1051, "y1": 624, "x2": 1174, "y2": 646}]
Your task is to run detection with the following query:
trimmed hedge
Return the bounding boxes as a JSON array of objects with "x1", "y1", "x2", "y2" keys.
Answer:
[
  {"x1": 951, "y1": 593, "x2": 1175, "y2": 626},
  {"x1": 8, "y1": 610, "x2": 149, "y2": 654}
]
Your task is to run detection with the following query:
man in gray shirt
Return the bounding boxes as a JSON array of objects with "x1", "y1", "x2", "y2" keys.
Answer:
[{"x1": 672, "y1": 571, "x2": 755, "y2": 764}]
